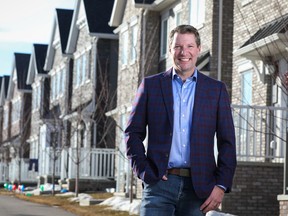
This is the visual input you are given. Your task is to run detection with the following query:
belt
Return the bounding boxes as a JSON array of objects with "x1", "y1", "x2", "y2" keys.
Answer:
[{"x1": 167, "y1": 168, "x2": 191, "y2": 177}]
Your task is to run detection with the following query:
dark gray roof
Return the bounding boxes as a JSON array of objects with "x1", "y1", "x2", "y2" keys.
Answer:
[
  {"x1": 196, "y1": 50, "x2": 210, "y2": 71},
  {"x1": 56, "y1": 9, "x2": 74, "y2": 54},
  {"x1": 14, "y1": 53, "x2": 32, "y2": 91},
  {"x1": 33, "y1": 44, "x2": 48, "y2": 75},
  {"x1": 3, "y1": 76, "x2": 10, "y2": 97},
  {"x1": 241, "y1": 14, "x2": 288, "y2": 48},
  {"x1": 134, "y1": 0, "x2": 155, "y2": 4},
  {"x1": 83, "y1": 0, "x2": 115, "y2": 34}
]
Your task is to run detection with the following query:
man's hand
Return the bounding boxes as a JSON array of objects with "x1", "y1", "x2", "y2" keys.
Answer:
[{"x1": 200, "y1": 186, "x2": 225, "y2": 213}]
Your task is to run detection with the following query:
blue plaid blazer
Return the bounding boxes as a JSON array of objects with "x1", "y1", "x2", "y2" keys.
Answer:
[{"x1": 125, "y1": 68, "x2": 236, "y2": 199}]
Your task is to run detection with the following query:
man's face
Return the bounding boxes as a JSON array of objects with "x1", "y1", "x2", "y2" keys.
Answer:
[{"x1": 169, "y1": 33, "x2": 201, "y2": 75}]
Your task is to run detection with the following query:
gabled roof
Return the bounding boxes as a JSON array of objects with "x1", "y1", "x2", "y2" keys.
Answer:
[
  {"x1": 0, "y1": 76, "x2": 10, "y2": 106},
  {"x1": 14, "y1": 53, "x2": 32, "y2": 91},
  {"x1": 27, "y1": 44, "x2": 48, "y2": 85},
  {"x1": 44, "y1": 9, "x2": 74, "y2": 70},
  {"x1": 66, "y1": 0, "x2": 116, "y2": 53},
  {"x1": 84, "y1": 0, "x2": 115, "y2": 34},
  {"x1": 109, "y1": 0, "x2": 176, "y2": 27},
  {"x1": 56, "y1": 9, "x2": 74, "y2": 54}
]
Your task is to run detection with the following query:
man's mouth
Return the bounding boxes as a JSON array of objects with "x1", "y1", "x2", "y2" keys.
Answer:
[{"x1": 179, "y1": 58, "x2": 190, "y2": 62}]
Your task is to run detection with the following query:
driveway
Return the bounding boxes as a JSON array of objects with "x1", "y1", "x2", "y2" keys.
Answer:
[{"x1": 0, "y1": 195, "x2": 77, "y2": 216}]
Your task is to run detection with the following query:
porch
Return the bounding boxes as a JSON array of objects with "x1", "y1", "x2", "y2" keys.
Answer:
[{"x1": 0, "y1": 148, "x2": 116, "y2": 186}]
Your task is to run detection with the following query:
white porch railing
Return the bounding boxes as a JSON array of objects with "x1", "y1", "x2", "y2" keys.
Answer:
[
  {"x1": 231, "y1": 105, "x2": 288, "y2": 163},
  {"x1": 65, "y1": 148, "x2": 115, "y2": 179},
  {"x1": 39, "y1": 147, "x2": 61, "y2": 177},
  {"x1": 0, "y1": 158, "x2": 38, "y2": 183}
]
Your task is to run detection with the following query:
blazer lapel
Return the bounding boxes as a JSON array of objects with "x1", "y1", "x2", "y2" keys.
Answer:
[{"x1": 160, "y1": 69, "x2": 174, "y2": 128}]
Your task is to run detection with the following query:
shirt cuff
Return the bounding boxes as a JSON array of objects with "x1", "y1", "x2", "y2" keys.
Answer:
[{"x1": 216, "y1": 184, "x2": 227, "y2": 192}]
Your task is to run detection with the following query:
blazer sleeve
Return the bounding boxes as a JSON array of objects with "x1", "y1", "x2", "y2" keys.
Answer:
[
  {"x1": 215, "y1": 83, "x2": 237, "y2": 192},
  {"x1": 125, "y1": 79, "x2": 148, "y2": 178}
]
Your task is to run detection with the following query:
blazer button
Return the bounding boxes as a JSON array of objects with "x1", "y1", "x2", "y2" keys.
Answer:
[{"x1": 165, "y1": 154, "x2": 169, "y2": 158}]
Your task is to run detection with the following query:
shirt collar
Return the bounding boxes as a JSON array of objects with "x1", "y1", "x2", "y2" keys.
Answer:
[{"x1": 172, "y1": 68, "x2": 198, "y2": 82}]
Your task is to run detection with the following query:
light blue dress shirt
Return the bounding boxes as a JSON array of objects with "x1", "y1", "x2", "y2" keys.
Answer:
[{"x1": 168, "y1": 68, "x2": 197, "y2": 169}]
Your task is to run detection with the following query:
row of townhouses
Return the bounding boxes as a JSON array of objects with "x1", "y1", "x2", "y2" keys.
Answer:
[{"x1": 0, "y1": 0, "x2": 288, "y2": 215}]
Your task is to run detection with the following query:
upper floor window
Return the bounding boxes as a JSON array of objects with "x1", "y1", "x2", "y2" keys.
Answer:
[
  {"x1": 51, "y1": 73, "x2": 56, "y2": 101},
  {"x1": 3, "y1": 106, "x2": 9, "y2": 129},
  {"x1": 75, "y1": 52, "x2": 90, "y2": 87},
  {"x1": 241, "y1": 70, "x2": 253, "y2": 105},
  {"x1": 32, "y1": 84, "x2": 41, "y2": 110},
  {"x1": 130, "y1": 23, "x2": 138, "y2": 64},
  {"x1": 121, "y1": 29, "x2": 129, "y2": 66},
  {"x1": 60, "y1": 67, "x2": 66, "y2": 95},
  {"x1": 174, "y1": 4, "x2": 183, "y2": 26},
  {"x1": 12, "y1": 98, "x2": 21, "y2": 123},
  {"x1": 160, "y1": 17, "x2": 169, "y2": 58},
  {"x1": 189, "y1": 0, "x2": 205, "y2": 28}
]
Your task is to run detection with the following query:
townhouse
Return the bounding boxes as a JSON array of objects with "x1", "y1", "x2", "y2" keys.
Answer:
[
  {"x1": 0, "y1": 0, "x2": 118, "y2": 192},
  {"x1": 0, "y1": 0, "x2": 287, "y2": 215},
  {"x1": 231, "y1": 1, "x2": 288, "y2": 215}
]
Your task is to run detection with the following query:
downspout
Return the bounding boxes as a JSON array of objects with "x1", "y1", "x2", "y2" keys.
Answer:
[
  {"x1": 92, "y1": 37, "x2": 99, "y2": 148},
  {"x1": 141, "y1": 9, "x2": 148, "y2": 80},
  {"x1": 217, "y1": 0, "x2": 223, "y2": 81}
]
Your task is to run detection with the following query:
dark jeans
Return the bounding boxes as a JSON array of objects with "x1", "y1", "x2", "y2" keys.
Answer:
[{"x1": 140, "y1": 174, "x2": 206, "y2": 216}]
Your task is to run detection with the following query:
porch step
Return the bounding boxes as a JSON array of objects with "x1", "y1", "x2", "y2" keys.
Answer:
[{"x1": 79, "y1": 198, "x2": 104, "y2": 206}]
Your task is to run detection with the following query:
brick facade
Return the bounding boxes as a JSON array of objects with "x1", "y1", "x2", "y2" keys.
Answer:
[{"x1": 223, "y1": 162, "x2": 283, "y2": 216}]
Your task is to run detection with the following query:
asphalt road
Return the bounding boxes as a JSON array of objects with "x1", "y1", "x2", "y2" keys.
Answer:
[{"x1": 0, "y1": 195, "x2": 77, "y2": 216}]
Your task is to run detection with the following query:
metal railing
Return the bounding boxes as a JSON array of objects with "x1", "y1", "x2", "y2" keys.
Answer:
[{"x1": 231, "y1": 105, "x2": 288, "y2": 163}]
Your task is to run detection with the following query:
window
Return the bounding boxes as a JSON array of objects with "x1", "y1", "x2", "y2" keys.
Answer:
[
  {"x1": 3, "y1": 106, "x2": 8, "y2": 129},
  {"x1": 130, "y1": 24, "x2": 138, "y2": 63},
  {"x1": 160, "y1": 18, "x2": 168, "y2": 57},
  {"x1": 60, "y1": 68, "x2": 66, "y2": 95},
  {"x1": 75, "y1": 53, "x2": 88, "y2": 87},
  {"x1": 121, "y1": 30, "x2": 128, "y2": 66},
  {"x1": 76, "y1": 57, "x2": 81, "y2": 86},
  {"x1": 33, "y1": 84, "x2": 41, "y2": 110},
  {"x1": 174, "y1": 4, "x2": 183, "y2": 26},
  {"x1": 190, "y1": 0, "x2": 205, "y2": 27},
  {"x1": 57, "y1": 70, "x2": 61, "y2": 96},
  {"x1": 51, "y1": 73, "x2": 56, "y2": 101},
  {"x1": 241, "y1": 70, "x2": 253, "y2": 105},
  {"x1": 12, "y1": 99, "x2": 21, "y2": 123}
]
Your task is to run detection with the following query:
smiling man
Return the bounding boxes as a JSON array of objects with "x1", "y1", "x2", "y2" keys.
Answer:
[{"x1": 125, "y1": 25, "x2": 237, "y2": 216}]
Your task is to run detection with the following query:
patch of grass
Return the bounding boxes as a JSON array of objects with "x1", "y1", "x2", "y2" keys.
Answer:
[{"x1": 0, "y1": 189, "x2": 137, "y2": 216}]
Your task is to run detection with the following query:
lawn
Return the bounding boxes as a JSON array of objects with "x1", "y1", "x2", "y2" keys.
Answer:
[{"x1": 0, "y1": 189, "x2": 137, "y2": 216}]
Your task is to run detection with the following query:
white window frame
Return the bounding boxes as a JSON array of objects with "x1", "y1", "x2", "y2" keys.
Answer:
[
  {"x1": 189, "y1": 0, "x2": 206, "y2": 28},
  {"x1": 3, "y1": 105, "x2": 9, "y2": 129},
  {"x1": 12, "y1": 98, "x2": 21, "y2": 123},
  {"x1": 241, "y1": 70, "x2": 253, "y2": 105},
  {"x1": 32, "y1": 83, "x2": 41, "y2": 111},
  {"x1": 160, "y1": 12, "x2": 169, "y2": 59},
  {"x1": 130, "y1": 20, "x2": 138, "y2": 64},
  {"x1": 174, "y1": 3, "x2": 183, "y2": 26},
  {"x1": 121, "y1": 26, "x2": 129, "y2": 67}
]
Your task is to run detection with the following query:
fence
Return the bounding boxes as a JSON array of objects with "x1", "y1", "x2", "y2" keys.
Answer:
[
  {"x1": 66, "y1": 148, "x2": 116, "y2": 179},
  {"x1": 231, "y1": 105, "x2": 288, "y2": 163}
]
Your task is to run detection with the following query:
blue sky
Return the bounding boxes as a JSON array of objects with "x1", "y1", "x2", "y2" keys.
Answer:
[{"x1": 0, "y1": 0, "x2": 75, "y2": 76}]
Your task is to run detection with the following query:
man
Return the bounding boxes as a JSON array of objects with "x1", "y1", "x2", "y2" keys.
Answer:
[{"x1": 125, "y1": 25, "x2": 236, "y2": 215}]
